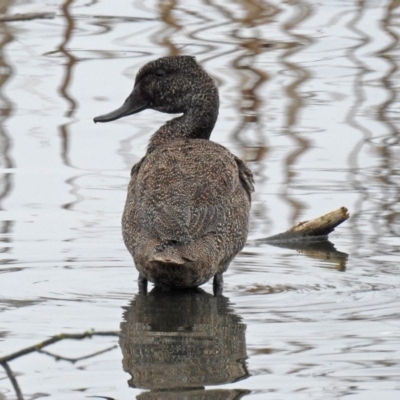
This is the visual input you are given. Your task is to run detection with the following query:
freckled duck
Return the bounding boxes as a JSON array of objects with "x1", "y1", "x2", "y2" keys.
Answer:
[{"x1": 94, "y1": 55, "x2": 254, "y2": 291}]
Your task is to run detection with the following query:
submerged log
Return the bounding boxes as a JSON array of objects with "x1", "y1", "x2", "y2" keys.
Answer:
[{"x1": 262, "y1": 207, "x2": 349, "y2": 243}]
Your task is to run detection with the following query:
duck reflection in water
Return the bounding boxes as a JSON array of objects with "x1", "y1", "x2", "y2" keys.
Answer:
[{"x1": 119, "y1": 287, "x2": 250, "y2": 400}]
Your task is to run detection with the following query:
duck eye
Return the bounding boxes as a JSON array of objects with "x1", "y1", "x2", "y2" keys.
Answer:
[{"x1": 155, "y1": 70, "x2": 166, "y2": 78}]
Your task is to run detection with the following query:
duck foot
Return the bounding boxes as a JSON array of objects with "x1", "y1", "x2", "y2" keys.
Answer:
[
  {"x1": 213, "y1": 273, "x2": 223, "y2": 296},
  {"x1": 138, "y1": 273, "x2": 148, "y2": 294}
]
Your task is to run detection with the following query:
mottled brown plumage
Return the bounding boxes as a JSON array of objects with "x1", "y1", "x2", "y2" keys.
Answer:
[{"x1": 94, "y1": 56, "x2": 254, "y2": 289}]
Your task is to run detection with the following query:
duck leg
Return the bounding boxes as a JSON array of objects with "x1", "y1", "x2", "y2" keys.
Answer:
[
  {"x1": 138, "y1": 272, "x2": 148, "y2": 294},
  {"x1": 213, "y1": 273, "x2": 223, "y2": 296}
]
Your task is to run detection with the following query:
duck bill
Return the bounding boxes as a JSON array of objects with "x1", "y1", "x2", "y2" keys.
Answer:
[{"x1": 93, "y1": 83, "x2": 148, "y2": 123}]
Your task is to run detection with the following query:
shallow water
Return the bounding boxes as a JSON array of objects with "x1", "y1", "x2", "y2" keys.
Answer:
[{"x1": 1, "y1": 0, "x2": 400, "y2": 399}]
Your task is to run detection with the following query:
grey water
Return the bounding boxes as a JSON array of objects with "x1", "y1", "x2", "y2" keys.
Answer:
[{"x1": 1, "y1": 0, "x2": 400, "y2": 399}]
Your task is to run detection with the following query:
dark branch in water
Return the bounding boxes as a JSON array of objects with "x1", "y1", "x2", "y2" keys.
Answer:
[
  {"x1": 0, "y1": 330, "x2": 119, "y2": 363},
  {"x1": 38, "y1": 344, "x2": 118, "y2": 363},
  {"x1": 0, "y1": 330, "x2": 119, "y2": 400},
  {"x1": 1, "y1": 361, "x2": 23, "y2": 400}
]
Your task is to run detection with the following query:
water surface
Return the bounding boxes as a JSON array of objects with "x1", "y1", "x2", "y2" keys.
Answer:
[{"x1": 1, "y1": 0, "x2": 400, "y2": 399}]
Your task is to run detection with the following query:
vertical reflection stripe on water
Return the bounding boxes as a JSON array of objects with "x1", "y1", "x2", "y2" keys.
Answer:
[{"x1": 0, "y1": 0, "x2": 14, "y2": 266}]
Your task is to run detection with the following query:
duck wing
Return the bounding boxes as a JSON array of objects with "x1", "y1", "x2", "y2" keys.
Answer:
[{"x1": 234, "y1": 155, "x2": 254, "y2": 200}]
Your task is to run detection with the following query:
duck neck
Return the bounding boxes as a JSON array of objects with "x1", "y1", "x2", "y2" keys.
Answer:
[{"x1": 148, "y1": 98, "x2": 219, "y2": 152}]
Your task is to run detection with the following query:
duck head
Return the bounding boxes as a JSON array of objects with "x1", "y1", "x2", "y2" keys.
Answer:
[{"x1": 94, "y1": 55, "x2": 219, "y2": 123}]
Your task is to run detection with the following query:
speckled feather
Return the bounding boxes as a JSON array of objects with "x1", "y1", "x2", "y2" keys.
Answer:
[{"x1": 116, "y1": 56, "x2": 254, "y2": 287}]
